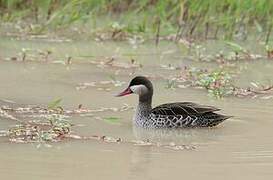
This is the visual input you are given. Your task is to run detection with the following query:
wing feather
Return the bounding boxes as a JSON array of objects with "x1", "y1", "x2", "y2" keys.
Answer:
[{"x1": 151, "y1": 102, "x2": 220, "y2": 116}]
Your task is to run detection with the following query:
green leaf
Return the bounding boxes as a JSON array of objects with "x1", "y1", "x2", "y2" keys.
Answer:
[
  {"x1": 48, "y1": 98, "x2": 62, "y2": 109},
  {"x1": 225, "y1": 41, "x2": 246, "y2": 53},
  {"x1": 103, "y1": 117, "x2": 120, "y2": 124},
  {"x1": 254, "y1": 20, "x2": 263, "y2": 33}
]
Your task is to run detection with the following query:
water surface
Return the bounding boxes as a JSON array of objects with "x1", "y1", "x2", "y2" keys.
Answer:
[{"x1": 0, "y1": 38, "x2": 273, "y2": 180}]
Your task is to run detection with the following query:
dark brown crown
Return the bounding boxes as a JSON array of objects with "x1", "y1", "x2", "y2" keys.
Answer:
[{"x1": 129, "y1": 76, "x2": 153, "y2": 90}]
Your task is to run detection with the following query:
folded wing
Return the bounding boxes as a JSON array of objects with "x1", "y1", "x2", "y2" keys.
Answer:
[
  {"x1": 151, "y1": 102, "x2": 220, "y2": 116},
  {"x1": 150, "y1": 102, "x2": 229, "y2": 127}
]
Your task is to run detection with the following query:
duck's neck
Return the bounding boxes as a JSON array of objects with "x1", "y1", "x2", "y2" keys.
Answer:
[{"x1": 134, "y1": 95, "x2": 152, "y2": 126}]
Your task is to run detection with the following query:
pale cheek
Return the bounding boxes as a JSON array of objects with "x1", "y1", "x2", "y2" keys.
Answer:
[
  {"x1": 130, "y1": 85, "x2": 148, "y2": 95},
  {"x1": 133, "y1": 88, "x2": 141, "y2": 95}
]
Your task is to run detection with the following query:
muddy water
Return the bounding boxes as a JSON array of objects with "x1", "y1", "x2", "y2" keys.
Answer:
[{"x1": 0, "y1": 38, "x2": 273, "y2": 180}]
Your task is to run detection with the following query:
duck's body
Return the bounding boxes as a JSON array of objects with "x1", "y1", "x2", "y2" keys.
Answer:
[
  {"x1": 135, "y1": 101, "x2": 230, "y2": 128},
  {"x1": 117, "y1": 76, "x2": 231, "y2": 128}
]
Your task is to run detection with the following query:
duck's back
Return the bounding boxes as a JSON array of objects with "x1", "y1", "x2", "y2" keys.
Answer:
[{"x1": 148, "y1": 102, "x2": 230, "y2": 128}]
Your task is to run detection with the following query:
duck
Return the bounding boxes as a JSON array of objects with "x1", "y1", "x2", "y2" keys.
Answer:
[{"x1": 116, "y1": 76, "x2": 231, "y2": 128}]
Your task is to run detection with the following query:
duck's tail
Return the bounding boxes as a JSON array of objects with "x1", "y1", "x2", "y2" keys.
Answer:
[{"x1": 201, "y1": 112, "x2": 232, "y2": 127}]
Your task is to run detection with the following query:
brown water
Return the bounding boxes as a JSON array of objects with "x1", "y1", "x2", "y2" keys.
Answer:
[{"x1": 0, "y1": 38, "x2": 273, "y2": 180}]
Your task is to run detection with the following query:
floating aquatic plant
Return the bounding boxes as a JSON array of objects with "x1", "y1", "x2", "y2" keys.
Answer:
[
  {"x1": 0, "y1": 103, "x2": 195, "y2": 151},
  {"x1": 76, "y1": 79, "x2": 126, "y2": 91},
  {"x1": 197, "y1": 70, "x2": 233, "y2": 98},
  {"x1": 165, "y1": 78, "x2": 177, "y2": 89},
  {"x1": 265, "y1": 44, "x2": 273, "y2": 59},
  {"x1": 8, "y1": 116, "x2": 72, "y2": 143}
]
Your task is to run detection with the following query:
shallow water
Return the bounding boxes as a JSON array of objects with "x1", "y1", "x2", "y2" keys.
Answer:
[{"x1": 0, "y1": 38, "x2": 273, "y2": 180}]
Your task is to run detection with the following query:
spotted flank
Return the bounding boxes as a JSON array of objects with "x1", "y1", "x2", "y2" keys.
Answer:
[{"x1": 147, "y1": 102, "x2": 230, "y2": 128}]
